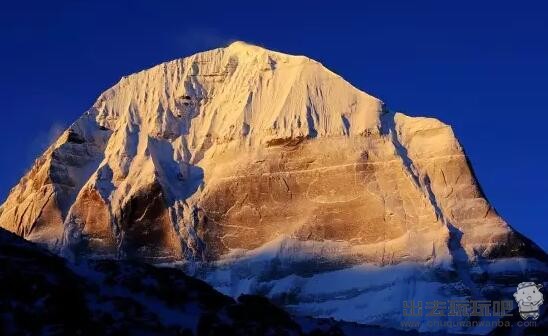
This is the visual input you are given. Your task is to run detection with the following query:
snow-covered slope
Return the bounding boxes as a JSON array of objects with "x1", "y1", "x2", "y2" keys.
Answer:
[{"x1": 0, "y1": 41, "x2": 546, "y2": 334}]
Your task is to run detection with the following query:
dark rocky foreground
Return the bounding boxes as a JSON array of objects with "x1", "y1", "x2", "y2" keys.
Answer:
[{"x1": 0, "y1": 227, "x2": 305, "y2": 335}]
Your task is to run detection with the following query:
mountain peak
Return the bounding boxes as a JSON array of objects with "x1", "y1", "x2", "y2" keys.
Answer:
[
  {"x1": 222, "y1": 40, "x2": 303, "y2": 61},
  {"x1": 0, "y1": 43, "x2": 546, "y2": 334},
  {"x1": 225, "y1": 40, "x2": 263, "y2": 52},
  {"x1": 90, "y1": 41, "x2": 382, "y2": 144},
  {"x1": 224, "y1": 40, "x2": 274, "y2": 59}
]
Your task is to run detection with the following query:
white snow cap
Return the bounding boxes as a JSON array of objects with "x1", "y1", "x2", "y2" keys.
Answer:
[{"x1": 91, "y1": 39, "x2": 384, "y2": 145}]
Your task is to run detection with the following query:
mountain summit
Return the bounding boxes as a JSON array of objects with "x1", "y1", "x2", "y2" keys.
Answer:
[
  {"x1": 0, "y1": 42, "x2": 545, "y2": 333},
  {"x1": 0, "y1": 41, "x2": 383, "y2": 259}
]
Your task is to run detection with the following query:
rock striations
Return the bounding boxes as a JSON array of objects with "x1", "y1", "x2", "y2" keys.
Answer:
[{"x1": 0, "y1": 41, "x2": 546, "y2": 333}]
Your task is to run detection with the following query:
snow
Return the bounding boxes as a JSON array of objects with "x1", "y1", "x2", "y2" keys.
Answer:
[
  {"x1": 470, "y1": 257, "x2": 548, "y2": 275},
  {"x1": 199, "y1": 254, "x2": 475, "y2": 333}
]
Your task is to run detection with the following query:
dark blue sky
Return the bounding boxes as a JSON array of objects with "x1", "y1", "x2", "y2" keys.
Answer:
[{"x1": 1, "y1": 1, "x2": 546, "y2": 250}]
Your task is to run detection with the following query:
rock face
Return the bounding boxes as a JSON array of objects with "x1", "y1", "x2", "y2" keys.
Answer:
[{"x1": 0, "y1": 42, "x2": 546, "y2": 333}]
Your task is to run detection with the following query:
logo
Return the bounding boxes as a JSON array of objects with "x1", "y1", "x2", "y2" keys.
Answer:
[{"x1": 513, "y1": 282, "x2": 543, "y2": 320}]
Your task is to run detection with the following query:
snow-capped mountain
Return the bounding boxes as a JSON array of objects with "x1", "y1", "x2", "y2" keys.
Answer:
[{"x1": 0, "y1": 41, "x2": 546, "y2": 334}]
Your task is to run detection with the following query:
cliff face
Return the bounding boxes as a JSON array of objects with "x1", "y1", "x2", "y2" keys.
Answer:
[{"x1": 0, "y1": 42, "x2": 545, "y2": 333}]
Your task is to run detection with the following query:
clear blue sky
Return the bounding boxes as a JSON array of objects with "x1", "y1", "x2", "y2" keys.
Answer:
[{"x1": 1, "y1": 1, "x2": 546, "y2": 250}]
